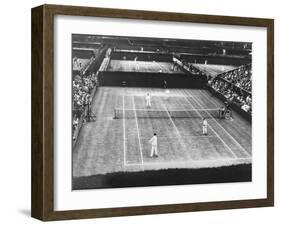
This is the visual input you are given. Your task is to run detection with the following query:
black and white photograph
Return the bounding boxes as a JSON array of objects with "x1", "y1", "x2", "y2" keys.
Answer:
[{"x1": 71, "y1": 34, "x2": 252, "y2": 190}]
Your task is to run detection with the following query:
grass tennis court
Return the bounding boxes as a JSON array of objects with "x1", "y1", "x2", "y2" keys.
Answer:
[
  {"x1": 107, "y1": 60, "x2": 184, "y2": 73},
  {"x1": 192, "y1": 64, "x2": 237, "y2": 77},
  {"x1": 73, "y1": 87, "x2": 251, "y2": 178}
]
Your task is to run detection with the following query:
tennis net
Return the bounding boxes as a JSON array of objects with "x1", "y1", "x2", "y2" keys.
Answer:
[{"x1": 114, "y1": 108, "x2": 220, "y2": 119}]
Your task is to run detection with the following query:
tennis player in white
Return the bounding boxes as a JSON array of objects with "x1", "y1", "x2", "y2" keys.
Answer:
[
  {"x1": 149, "y1": 133, "x2": 158, "y2": 157},
  {"x1": 202, "y1": 118, "x2": 208, "y2": 135},
  {"x1": 163, "y1": 80, "x2": 170, "y2": 94},
  {"x1": 146, "y1": 93, "x2": 151, "y2": 108}
]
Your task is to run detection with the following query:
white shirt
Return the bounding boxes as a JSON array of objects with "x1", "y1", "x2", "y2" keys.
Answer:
[
  {"x1": 146, "y1": 95, "x2": 151, "y2": 102},
  {"x1": 242, "y1": 104, "x2": 250, "y2": 112},
  {"x1": 149, "y1": 136, "x2": 157, "y2": 146},
  {"x1": 203, "y1": 120, "x2": 208, "y2": 127}
]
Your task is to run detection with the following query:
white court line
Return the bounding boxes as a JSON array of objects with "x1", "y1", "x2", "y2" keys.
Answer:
[
  {"x1": 158, "y1": 96, "x2": 194, "y2": 161},
  {"x1": 139, "y1": 135, "x2": 217, "y2": 139},
  {"x1": 126, "y1": 157, "x2": 252, "y2": 167},
  {"x1": 132, "y1": 95, "x2": 145, "y2": 171},
  {"x1": 115, "y1": 107, "x2": 218, "y2": 111},
  {"x1": 124, "y1": 94, "x2": 194, "y2": 97},
  {"x1": 182, "y1": 92, "x2": 237, "y2": 158},
  {"x1": 195, "y1": 90, "x2": 251, "y2": 158},
  {"x1": 123, "y1": 91, "x2": 193, "y2": 98},
  {"x1": 122, "y1": 95, "x2": 127, "y2": 168},
  {"x1": 127, "y1": 157, "x2": 252, "y2": 165}
]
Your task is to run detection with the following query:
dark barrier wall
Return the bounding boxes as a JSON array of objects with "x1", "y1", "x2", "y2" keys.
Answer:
[
  {"x1": 73, "y1": 42, "x2": 101, "y2": 49},
  {"x1": 99, "y1": 71, "x2": 205, "y2": 88},
  {"x1": 72, "y1": 49, "x2": 95, "y2": 59},
  {"x1": 180, "y1": 54, "x2": 251, "y2": 66},
  {"x1": 110, "y1": 50, "x2": 250, "y2": 65},
  {"x1": 111, "y1": 51, "x2": 173, "y2": 62},
  {"x1": 168, "y1": 46, "x2": 250, "y2": 56},
  {"x1": 114, "y1": 45, "x2": 165, "y2": 52}
]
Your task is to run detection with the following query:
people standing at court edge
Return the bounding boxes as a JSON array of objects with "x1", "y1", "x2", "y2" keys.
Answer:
[
  {"x1": 202, "y1": 118, "x2": 208, "y2": 135},
  {"x1": 149, "y1": 133, "x2": 158, "y2": 157},
  {"x1": 146, "y1": 93, "x2": 151, "y2": 108}
]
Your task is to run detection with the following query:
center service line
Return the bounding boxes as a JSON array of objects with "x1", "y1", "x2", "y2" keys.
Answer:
[
  {"x1": 182, "y1": 91, "x2": 237, "y2": 158},
  {"x1": 132, "y1": 95, "x2": 145, "y2": 171}
]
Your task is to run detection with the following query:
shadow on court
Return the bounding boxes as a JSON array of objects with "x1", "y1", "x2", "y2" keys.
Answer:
[{"x1": 72, "y1": 163, "x2": 251, "y2": 190}]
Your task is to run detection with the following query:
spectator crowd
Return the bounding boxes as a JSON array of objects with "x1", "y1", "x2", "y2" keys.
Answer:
[
  {"x1": 73, "y1": 56, "x2": 96, "y2": 76},
  {"x1": 72, "y1": 72, "x2": 98, "y2": 138},
  {"x1": 218, "y1": 64, "x2": 252, "y2": 92},
  {"x1": 208, "y1": 64, "x2": 252, "y2": 114}
]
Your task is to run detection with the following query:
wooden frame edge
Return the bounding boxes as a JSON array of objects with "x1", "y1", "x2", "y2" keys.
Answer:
[
  {"x1": 31, "y1": 5, "x2": 44, "y2": 220},
  {"x1": 266, "y1": 18, "x2": 274, "y2": 206},
  {"x1": 41, "y1": 4, "x2": 274, "y2": 26},
  {"x1": 42, "y1": 198, "x2": 272, "y2": 221},
  {"x1": 31, "y1": 4, "x2": 274, "y2": 221}
]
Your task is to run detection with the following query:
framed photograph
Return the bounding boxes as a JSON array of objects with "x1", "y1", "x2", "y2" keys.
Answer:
[{"x1": 31, "y1": 4, "x2": 274, "y2": 221}]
